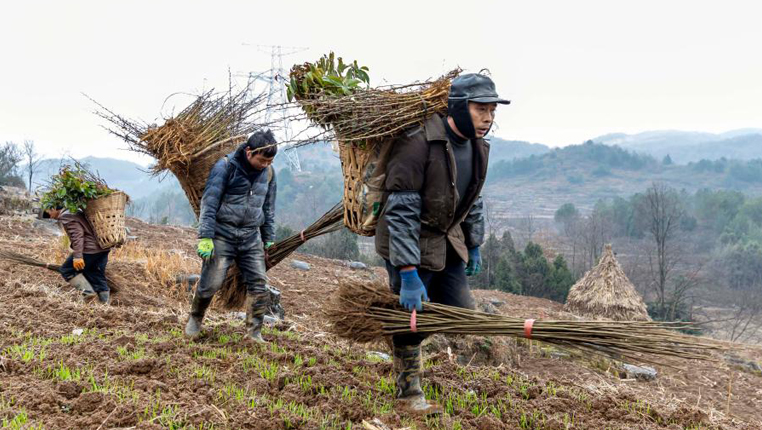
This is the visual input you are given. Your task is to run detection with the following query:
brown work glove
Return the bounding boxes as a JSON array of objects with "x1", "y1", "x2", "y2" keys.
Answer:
[{"x1": 73, "y1": 258, "x2": 85, "y2": 271}]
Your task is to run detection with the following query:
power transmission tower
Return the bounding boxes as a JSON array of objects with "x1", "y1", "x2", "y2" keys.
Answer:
[{"x1": 242, "y1": 44, "x2": 307, "y2": 172}]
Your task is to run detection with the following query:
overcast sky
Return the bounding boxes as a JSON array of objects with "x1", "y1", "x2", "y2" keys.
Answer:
[{"x1": 1, "y1": 0, "x2": 760, "y2": 165}]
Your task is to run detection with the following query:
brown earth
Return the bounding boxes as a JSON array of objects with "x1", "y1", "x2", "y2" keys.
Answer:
[{"x1": 0, "y1": 215, "x2": 760, "y2": 430}]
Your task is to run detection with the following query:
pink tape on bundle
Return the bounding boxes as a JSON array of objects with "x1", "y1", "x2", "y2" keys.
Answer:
[{"x1": 524, "y1": 319, "x2": 536, "y2": 339}]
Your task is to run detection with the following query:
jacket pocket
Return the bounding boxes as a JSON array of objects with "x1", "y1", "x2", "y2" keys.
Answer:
[{"x1": 419, "y1": 230, "x2": 446, "y2": 271}]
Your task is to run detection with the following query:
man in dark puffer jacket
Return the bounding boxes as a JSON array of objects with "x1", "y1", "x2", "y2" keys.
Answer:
[{"x1": 184, "y1": 130, "x2": 278, "y2": 343}]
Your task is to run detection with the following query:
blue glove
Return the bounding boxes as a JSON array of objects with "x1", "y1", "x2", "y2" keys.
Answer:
[
  {"x1": 399, "y1": 268, "x2": 429, "y2": 312},
  {"x1": 465, "y1": 247, "x2": 481, "y2": 276}
]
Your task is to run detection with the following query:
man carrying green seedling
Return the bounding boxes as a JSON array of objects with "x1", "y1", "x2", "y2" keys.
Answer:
[
  {"x1": 44, "y1": 207, "x2": 111, "y2": 304},
  {"x1": 185, "y1": 130, "x2": 278, "y2": 343},
  {"x1": 375, "y1": 73, "x2": 510, "y2": 414}
]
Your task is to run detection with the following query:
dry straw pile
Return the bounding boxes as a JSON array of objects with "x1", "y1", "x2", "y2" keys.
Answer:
[
  {"x1": 564, "y1": 244, "x2": 651, "y2": 321},
  {"x1": 328, "y1": 279, "x2": 725, "y2": 364}
]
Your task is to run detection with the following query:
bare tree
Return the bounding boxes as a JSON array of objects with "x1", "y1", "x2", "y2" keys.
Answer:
[
  {"x1": 642, "y1": 182, "x2": 685, "y2": 320},
  {"x1": 577, "y1": 207, "x2": 612, "y2": 273},
  {"x1": 0, "y1": 142, "x2": 22, "y2": 186},
  {"x1": 22, "y1": 140, "x2": 43, "y2": 193},
  {"x1": 516, "y1": 213, "x2": 536, "y2": 246}
]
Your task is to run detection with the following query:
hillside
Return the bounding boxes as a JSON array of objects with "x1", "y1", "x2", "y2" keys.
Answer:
[
  {"x1": 0, "y1": 215, "x2": 760, "y2": 429},
  {"x1": 485, "y1": 141, "x2": 762, "y2": 219}
]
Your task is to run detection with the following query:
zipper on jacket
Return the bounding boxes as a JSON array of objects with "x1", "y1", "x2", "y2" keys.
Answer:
[{"x1": 444, "y1": 143, "x2": 458, "y2": 217}]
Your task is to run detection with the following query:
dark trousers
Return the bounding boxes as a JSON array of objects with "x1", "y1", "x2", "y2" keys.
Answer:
[
  {"x1": 385, "y1": 245, "x2": 475, "y2": 347},
  {"x1": 195, "y1": 234, "x2": 267, "y2": 299},
  {"x1": 59, "y1": 251, "x2": 110, "y2": 293}
]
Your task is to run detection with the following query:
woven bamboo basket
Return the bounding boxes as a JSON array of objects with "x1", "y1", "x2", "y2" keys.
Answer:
[
  {"x1": 84, "y1": 191, "x2": 129, "y2": 249},
  {"x1": 338, "y1": 139, "x2": 394, "y2": 237},
  {"x1": 174, "y1": 135, "x2": 248, "y2": 216}
]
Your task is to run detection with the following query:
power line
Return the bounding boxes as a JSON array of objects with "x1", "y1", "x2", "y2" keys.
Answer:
[{"x1": 241, "y1": 44, "x2": 308, "y2": 172}]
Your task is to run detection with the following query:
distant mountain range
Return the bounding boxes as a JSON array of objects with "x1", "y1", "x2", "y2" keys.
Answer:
[
  {"x1": 27, "y1": 127, "x2": 762, "y2": 225},
  {"x1": 592, "y1": 129, "x2": 762, "y2": 164}
]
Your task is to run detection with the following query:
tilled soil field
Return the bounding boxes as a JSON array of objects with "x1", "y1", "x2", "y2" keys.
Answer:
[{"x1": 0, "y1": 216, "x2": 760, "y2": 429}]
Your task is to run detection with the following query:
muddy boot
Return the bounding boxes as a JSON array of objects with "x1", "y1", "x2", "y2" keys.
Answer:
[
  {"x1": 244, "y1": 292, "x2": 268, "y2": 344},
  {"x1": 393, "y1": 344, "x2": 442, "y2": 416},
  {"x1": 68, "y1": 274, "x2": 96, "y2": 303},
  {"x1": 184, "y1": 294, "x2": 212, "y2": 338},
  {"x1": 97, "y1": 291, "x2": 110, "y2": 305}
]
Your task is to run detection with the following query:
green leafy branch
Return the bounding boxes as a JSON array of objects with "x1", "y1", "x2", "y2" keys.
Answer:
[
  {"x1": 286, "y1": 52, "x2": 370, "y2": 103},
  {"x1": 40, "y1": 162, "x2": 114, "y2": 213}
]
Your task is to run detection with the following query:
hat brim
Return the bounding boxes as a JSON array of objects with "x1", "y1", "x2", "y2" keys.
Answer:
[{"x1": 470, "y1": 97, "x2": 511, "y2": 105}]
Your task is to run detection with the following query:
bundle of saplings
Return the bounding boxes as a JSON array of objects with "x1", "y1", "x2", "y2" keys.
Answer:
[
  {"x1": 286, "y1": 52, "x2": 460, "y2": 236},
  {"x1": 40, "y1": 163, "x2": 114, "y2": 213},
  {"x1": 93, "y1": 85, "x2": 344, "y2": 309}
]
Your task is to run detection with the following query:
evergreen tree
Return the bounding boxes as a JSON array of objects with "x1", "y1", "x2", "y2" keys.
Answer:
[
  {"x1": 472, "y1": 233, "x2": 501, "y2": 289},
  {"x1": 519, "y1": 242, "x2": 551, "y2": 298},
  {"x1": 494, "y1": 255, "x2": 521, "y2": 294},
  {"x1": 547, "y1": 255, "x2": 574, "y2": 302}
]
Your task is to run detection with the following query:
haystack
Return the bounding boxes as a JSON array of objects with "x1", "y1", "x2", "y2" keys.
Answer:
[{"x1": 564, "y1": 244, "x2": 651, "y2": 321}]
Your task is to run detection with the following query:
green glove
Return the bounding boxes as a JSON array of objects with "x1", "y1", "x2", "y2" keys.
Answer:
[
  {"x1": 265, "y1": 241, "x2": 275, "y2": 249},
  {"x1": 197, "y1": 238, "x2": 214, "y2": 260}
]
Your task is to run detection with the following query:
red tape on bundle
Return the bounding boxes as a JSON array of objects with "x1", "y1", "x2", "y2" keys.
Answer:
[
  {"x1": 523, "y1": 319, "x2": 536, "y2": 339},
  {"x1": 410, "y1": 309, "x2": 418, "y2": 333}
]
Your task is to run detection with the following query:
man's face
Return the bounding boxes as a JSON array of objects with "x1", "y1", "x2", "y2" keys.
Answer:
[
  {"x1": 47, "y1": 208, "x2": 62, "y2": 219},
  {"x1": 469, "y1": 102, "x2": 497, "y2": 138},
  {"x1": 246, "y1": 148, "x2": 275, "y2": 170}
]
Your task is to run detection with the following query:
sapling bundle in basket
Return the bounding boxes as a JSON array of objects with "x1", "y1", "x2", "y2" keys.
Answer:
[
  {"x1": 91, "y1": 87, "x2": 266, "y2": 214},
  {"x1": 286, "y1": 52, "x2": 460, "y2": 236},
  {"x1": 40, "y1": 163, "x2": 129, "y2": 249},
  {"x1": 93, "y1": 86, "x2": 341, "y2": 308},
  {"x1": 327, "y1": 280, "x2": 729, "y2": 365}
]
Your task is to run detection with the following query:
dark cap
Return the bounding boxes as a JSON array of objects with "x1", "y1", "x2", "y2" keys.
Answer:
[{"x1": 448, "y1": 73, "x2": 510, "y2": 105}]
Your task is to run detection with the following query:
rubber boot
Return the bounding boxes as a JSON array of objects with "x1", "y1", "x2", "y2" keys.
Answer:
[
  {"x1": 393, "y1": 344, "x2": 442, "y2": 416},
  {"x1": 97, "y1": 291, "x2": 110, "y2": 305},
  {"x1": 244, "y1": 292, "x2": 268, "y2": 344},
  {"x1": 184, "y1": 294, "x2": 212, "y2": 338},
  {"x1": 68, "y1": 274, "x2": 96, "y2": 303}
]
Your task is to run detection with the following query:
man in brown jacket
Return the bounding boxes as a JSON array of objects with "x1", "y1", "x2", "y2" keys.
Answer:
[
  {"x1": 375, "y1": 73, "x2": 510, "y2": 414},
  {"x1": 44, "y1": 207, "x2": 111, "y2": 304}
]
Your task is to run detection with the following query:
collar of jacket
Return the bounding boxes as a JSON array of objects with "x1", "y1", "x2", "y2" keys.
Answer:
[
  {"x1": 230, "y1": 144, "x2": 261, "y2": 178},
  {"x1": 423, "y1": 113, "x2": 487, "y2": 147},
  {"x1": 423, "y1": 113, "x2": 490, "y2": 225}
]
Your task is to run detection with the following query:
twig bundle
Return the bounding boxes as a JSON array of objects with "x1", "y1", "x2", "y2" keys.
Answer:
[
  {"x1": 265, "y1": 202, "x2": 344, "y2": 269},
  {"x1": 91, "y1": 88, "x2": 267, "y2": 178},
  {"x1": 0, "y1": 250, "x2": 125, "y2": 294},
  {"x1": 216, "y1": 202, "x2": 345, "y2": 309},
  {"x1": 289, "y1": 68, "x2": 460, "y2": 145},
  {"x1": 328, "y1": 280, "x2": 728, "y2": 364}
]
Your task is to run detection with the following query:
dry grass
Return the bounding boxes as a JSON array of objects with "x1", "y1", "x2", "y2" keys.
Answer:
[
  {"x1": 110, "y1": 242, "x2": 200, "y2": 301},
  {"x1": 564, "y1": 244, "x2": 651, "y2": 321}
]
